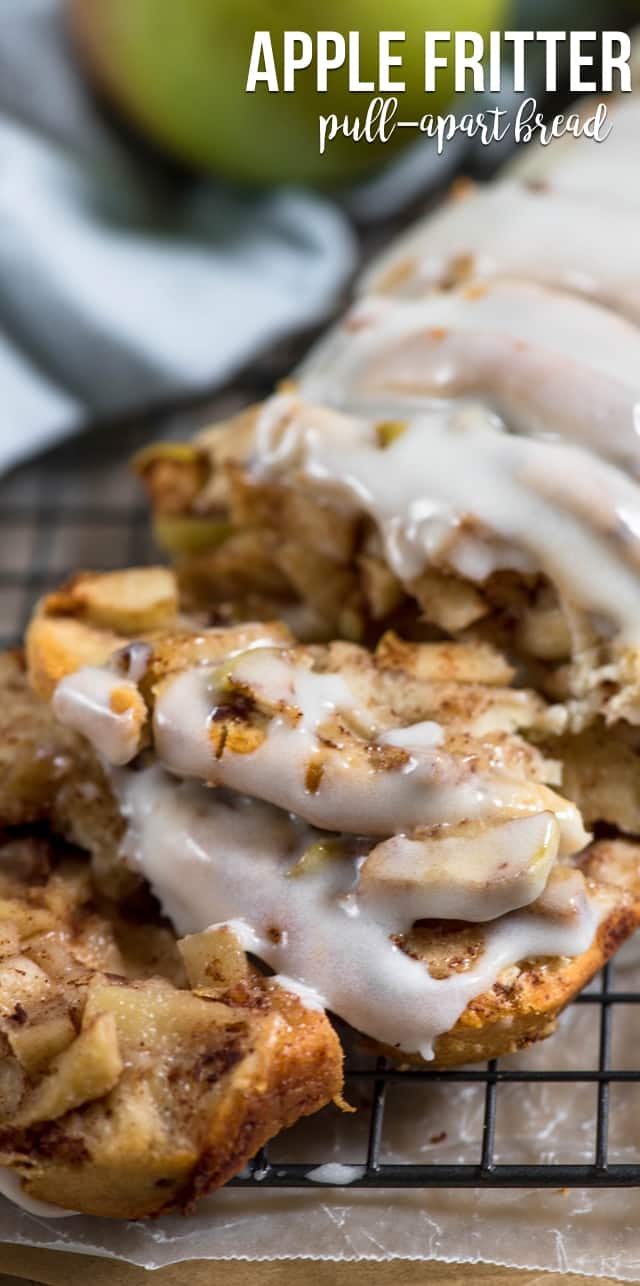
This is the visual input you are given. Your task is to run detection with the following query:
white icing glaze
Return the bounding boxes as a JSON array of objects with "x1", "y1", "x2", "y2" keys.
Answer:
[
  {"x1": 0, "y1": 1168, "x2": 75, "y2": 1218},
  {"x1": 252, "y1": 394, "x2": 640, "y2": 645},
  {"x1": 514, "y1": 97, "x2": 640, "y2": 211},
  {"x1": 271, "y1": 974, "x2": 325, "y2": 1011},
  {"x1": 150, "y1": 649, "x2": 586, "y2": 851},
  {"x1": 110, "y1": 763, "x2": 601, "y2": 1060},
  {"x1": 358, "y1": 812, "x2": 560, "y2": 923},
  {"x1": 299, "y1": 282, "x2": 640, "y2": 477},
  {"x1": 53, "y1": 666, "x2": 141, "y2": 766},
  {"x1": 120, "y1": 640, "x2": 152, "y2": 683},
  {"x1": 306, "y1": 1163, "x2": 366, "y2": 1184},
  {"x1": 380, "y1": 721, "x2": 444, "y2": 749},
  {"x1": 362, "y1": 181, "x2": 640, "y2": 324}
]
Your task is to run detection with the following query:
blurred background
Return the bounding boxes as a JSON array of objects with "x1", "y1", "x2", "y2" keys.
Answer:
[{"x1": 0, "y1": 0, "x2": 636, "y2": 654}]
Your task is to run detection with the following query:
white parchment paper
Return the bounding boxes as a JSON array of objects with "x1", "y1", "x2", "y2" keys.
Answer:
[{"x1": 1, "y1": 953, "x2": 640, "y2": 1277}]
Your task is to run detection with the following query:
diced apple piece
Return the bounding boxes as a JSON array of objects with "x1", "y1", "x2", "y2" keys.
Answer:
[
  {"x1": 358, "y1": 555, "x2": 404, "y2": 619},
  {"x1": 376, "y1": 631, "x2": 513, "y2": 685},
  {"x1": 8, "y1": 1011, "x2": 76, "y2": 1073},
  {"x1": 26, "y1": 616, "x2": 125, "y2": 699},
  {"x1": 0, "y1": 956, "x2": 51, "y2": 1017},
  {"x1": 147, "y1": 621, "x2": 293, "y2": 687},
  {"x1": 275, "y1": 542, "x2": 357, "y2": 628},
  {"x1": 133, "y1": 442, "x2": 209, "y2": 515},
  {"x1": 16, "y1": 1013, "x2": 122, "y2": 1125},
  {"x1": 280, "y1": 489, "x2": 357, "y2": 564},
  {"x1": 358, "y1": 813, "x2": 560, "y2": 923},
  {"x1": 287, "y1": 839, "x2": 348, "y2": 880},
  {"x1": 154, "y1": 515, "x2": 232, "y2": 555},
  {"x1": 133, "y1": 442, "x2": 206, "y2": 470},
  {"x1": 43, "y1": 568, "x2": 178, "y2": 633},
  {"x1": 409, "y1": 569, "x2": 489, "y2": 632},
  {"x1": 531, "y1": 865, "x2": 590, "y2": 924},
  {"x1": 178, "y1": 926, "x2": 250, "y2": 990},
  {"x1": 0, "y1": 924, "x2": 19, "y2": 959},
  {"x1": 82, "y1": 979, "x2": 238, "y2": 1053},
  {"x1": 0, "y1": 898, "x2": 55, "y2": 939},
  {"x1": 517, "y1": 603, "x2": 572, "y2": 662},
  {"x1": 376, "y1": 419, "x2": 407, "y2": 448}
]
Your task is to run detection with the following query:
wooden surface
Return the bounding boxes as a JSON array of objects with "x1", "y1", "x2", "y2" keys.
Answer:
[{"x1": 0, "y1": 1252, "x2": 637, "y2": 1286}]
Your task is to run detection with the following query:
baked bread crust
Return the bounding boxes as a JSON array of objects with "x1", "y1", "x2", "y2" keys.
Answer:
[{"x1": 0, "y1": 833, "x2": 342, "y2": 1218}]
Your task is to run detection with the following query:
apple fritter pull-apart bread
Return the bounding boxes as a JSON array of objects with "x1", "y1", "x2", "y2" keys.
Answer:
[
  {"x1": 15, "y1": 570, "x2": 639, "y2": 1084},
  {"x1": 11, "y1": 117, "x2": 640, "y2": 1215},
  {"x1": 134, "y1": 164, "x2": 640, "y2": 732}
]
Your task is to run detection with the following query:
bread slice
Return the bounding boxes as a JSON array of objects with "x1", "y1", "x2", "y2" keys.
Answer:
[
  {"x1": 15, "y1": 575, "x2": 640, "y2": 1069},
  {"x1": 0, "y1": 832, "x2": 342, "y2": 1218},
  {"x1": 379, "y1": 839, "x2": 639, "y2": 1066},
  {"x1": 132, "y1": 395, "x2": 640, "y2": 731},
  {"x1": 25, "y1": 567, "x2": 579, "y2": 846}
]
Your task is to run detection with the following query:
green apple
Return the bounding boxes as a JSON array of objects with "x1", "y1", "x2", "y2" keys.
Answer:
[{"x1": 69, "y1": 0, "x2": 505, "y2": 186}]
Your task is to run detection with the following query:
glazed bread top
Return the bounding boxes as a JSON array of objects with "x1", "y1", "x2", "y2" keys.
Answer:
[
  {"x1": 26, "y1": 567, "x2": 624, "y2": 1062},
  {"x1": 135, "y1": 97, "x2": 640, "y2": 728}
]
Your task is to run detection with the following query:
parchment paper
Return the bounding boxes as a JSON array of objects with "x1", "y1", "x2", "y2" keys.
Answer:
[{"x1": 1, "y1": 951, "x2": 639, "y2": 1279}]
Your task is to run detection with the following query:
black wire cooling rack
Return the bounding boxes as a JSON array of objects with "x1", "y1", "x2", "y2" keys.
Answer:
[
  {"x1": 231, "y1": 962, "x2": 640, "y2": 1191},
  {"x1": 2, "y1": 377, "x2": 640, "y2": 1194}
]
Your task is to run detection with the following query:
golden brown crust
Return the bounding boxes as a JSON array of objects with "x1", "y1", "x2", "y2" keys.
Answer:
[
  {"x1": 26, "y1": 616, "x2": 125, "y2": 701},
  {"x1": 387, "y1": 846, "x2": 639, "y2": 1067},
  {"x1": 0, "y1": 836, "x2": 342, "y2": 1218},
  {"x1": 27, "y1": 568, "x2": 179, "y2": 700}
]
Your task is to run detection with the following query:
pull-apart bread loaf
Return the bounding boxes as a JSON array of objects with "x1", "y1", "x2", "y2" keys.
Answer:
[
  {"x1": 20, "y1": 569, "x2": 640, "y2": 1087},
  {"x1": 133, "y1": 105, "x2": 640, "y2": 865},
  {"x1": 134, "y1": 156, "x2": 640, "y2": 862},
  {"x1": 135, "y1": 99, "x2": 640, "y2": 734}
]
